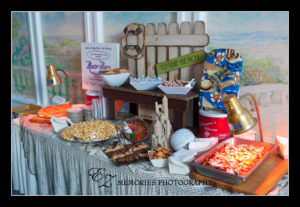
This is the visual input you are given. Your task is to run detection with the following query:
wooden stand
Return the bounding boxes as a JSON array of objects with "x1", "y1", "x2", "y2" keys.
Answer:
[
  {"x1": 189, "y1": 151, "x2": 288, "y2": 195},
  {"x1": 102, "y1": 83, "x2": 199, "y2": 131}
]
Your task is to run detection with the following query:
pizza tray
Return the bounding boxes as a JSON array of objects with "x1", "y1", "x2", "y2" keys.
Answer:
[{"x1": 189, "y1": 137, "x2": 277, "y2": 184}]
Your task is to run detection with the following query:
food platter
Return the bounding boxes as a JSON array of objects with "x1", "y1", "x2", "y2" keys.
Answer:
[
  {"x1": 37, "y1": 104, "x2": 73, "y2": 118},
  {"x1": 57, "y1": 120, "x2": 123, "y2": 145},
  {"x1": 190, "y1": 137, "x2": 277, "y2": 184}
]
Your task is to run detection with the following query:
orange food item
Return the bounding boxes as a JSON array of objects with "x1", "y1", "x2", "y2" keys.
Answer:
[
  {"x1": 203, "y1": 143, "x2": 267, "y2": 177},
  {"x1": 37, "y1": 104, "x2": 72, "y2": 118},
  {"x1": 29, "y1": 116, "x2": 51, "y2": 124}
]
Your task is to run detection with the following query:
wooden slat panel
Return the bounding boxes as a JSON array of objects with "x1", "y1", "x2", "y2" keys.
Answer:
[
  {"x1": 180, "y1": 22, "x2": 192, "y2": 81},
  {"x1": 146, "y1": 23, "x2": 156, "y2": 77},
  {"x1": 128, "y1": 58, "x2": 137, "y2": 78},
  {"x1": 157, "y1": 23, "x2": 168, "y2": 80},
  {"x1": 193, "y1": 21, "x2": 206, "y2": 91},
  {"x1": 127, "y1": 34, "x2": 209, "y2": 46},
  {"x1": 137, "y1": 51, "x2": 146, "y2": 77},
  {"x1": 136, "y1": 25, "x2": 146, "y2": 77},
  {"x1": 168, "y1": 22, "x2": 179, "y2": 81}
]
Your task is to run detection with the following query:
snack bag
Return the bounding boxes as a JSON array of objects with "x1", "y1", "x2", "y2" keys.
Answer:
[{"x1": 199, "y1": 48, "x2": 243, "y2": 112}]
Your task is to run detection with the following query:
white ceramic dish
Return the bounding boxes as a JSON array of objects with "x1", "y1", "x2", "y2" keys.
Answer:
[
  {"x1": 148, "y1": 151, "x2": 168, "y2": 168},
  {"x1": 101, "y1": 73, "x2": 130, "y2": 87},
  {"x1": 158, "y1": 82, "x2": 195, "y2": 95},
  {"x1": 130, "y1": 81, "x2": 162, "y2": 91}
]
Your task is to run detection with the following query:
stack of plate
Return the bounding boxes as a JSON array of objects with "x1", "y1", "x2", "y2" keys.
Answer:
[
  {"x1": 83, "y1": 105, "x2": 93, "y2": 121},
  {"x1": 67, "y1": 108, "x2": 83, "y2": 123}
]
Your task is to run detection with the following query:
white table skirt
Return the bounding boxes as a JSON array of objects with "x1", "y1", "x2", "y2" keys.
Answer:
[
  {"x1": 12, "y1": 124, "x2": 38, "y2": 195},
  {"x1": 11, "y1": 115, "x2": 289, "y2": 196}
]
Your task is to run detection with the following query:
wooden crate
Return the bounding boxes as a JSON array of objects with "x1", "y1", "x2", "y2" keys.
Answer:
[{"x1": 12, "y1": 104, "x2": 42, "y2": 118}]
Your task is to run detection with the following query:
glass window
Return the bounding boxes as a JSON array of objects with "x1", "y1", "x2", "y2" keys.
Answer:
[
  {"x1": 41, "y1": 12, "x2": 86, "y2": 103},
  {"x1": 11, "y1": 12, "x2": 35, "y2": 100}
]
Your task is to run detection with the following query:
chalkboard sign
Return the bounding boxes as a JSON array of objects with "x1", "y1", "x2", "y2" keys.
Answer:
[{"x1": 155, "y1": 50, "x2": 206, "y2": 75}]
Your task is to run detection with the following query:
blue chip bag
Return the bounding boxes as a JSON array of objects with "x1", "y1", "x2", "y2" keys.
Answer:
[{"x1": 199, "y1": 48, "x2": 243, "y2": 112}]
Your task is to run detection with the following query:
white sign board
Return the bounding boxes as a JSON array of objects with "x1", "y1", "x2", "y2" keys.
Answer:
[{"x1": 81, "y1": 42, "x2": 120, "y2": 92}]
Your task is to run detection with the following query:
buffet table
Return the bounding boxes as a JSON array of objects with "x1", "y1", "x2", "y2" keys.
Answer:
[{"x1": 11, "y1": 115, "x2": 288, "y2": 195}]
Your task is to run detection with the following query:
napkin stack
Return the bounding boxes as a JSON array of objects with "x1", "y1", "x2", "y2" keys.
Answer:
[
  {"x1": 51, "y1": 117, "x2": 73, "y2": 133},
  {"x1": 188, "y1": 137, "x2": 218, "y2": 152},
  {"x1": 168, "y1": 138, "x2": 218, "y2": 175},
  {"x1": 168, "y1": 149, "x2": 197, "y2": 175}
]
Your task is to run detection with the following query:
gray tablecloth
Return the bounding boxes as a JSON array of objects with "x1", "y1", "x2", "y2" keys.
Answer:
[{"x1": 11, "y1": 115, "x2": 289, "y2": 196}]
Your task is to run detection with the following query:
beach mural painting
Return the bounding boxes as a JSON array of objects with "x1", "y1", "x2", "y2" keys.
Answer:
[
  {"x1": 12, "y1": 12, "x2": 35, "y2": 100},
  {"x1": 205, "y1": 11, "x2": 288, "y2": 140},
  {"x1": 41, "y1": 12, "x2": 86, "y2": 104}
]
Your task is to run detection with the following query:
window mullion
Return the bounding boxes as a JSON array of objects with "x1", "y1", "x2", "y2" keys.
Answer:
[{"x1": 27, "y1": 11, "x2": 49, "y2": 107}]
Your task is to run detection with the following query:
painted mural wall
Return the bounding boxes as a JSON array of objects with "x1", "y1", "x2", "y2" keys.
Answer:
[
  {"x1": 41, "y1": 12, "x2": 86, "y2": 104},
  {"x1": 206, "y1": 11, "x2": 289, "y2": 142},
  {"x1": 11, "y1": 12, "x2": 35, "y2": 100}
]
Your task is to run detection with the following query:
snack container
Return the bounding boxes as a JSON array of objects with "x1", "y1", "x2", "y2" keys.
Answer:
[
  {"x1": 189, "y1": 137, "x2": 277, "y2": 184},
  {"x1": 130, "y1": 81, "x2": 162, "y2": 91},
  {"x1": 123, "y1": 116, "x2": 151, "y2": 142},
  {"x1": 158, "y1": 83, "x2": 195, "y2": 95},
  {"x1": 198, "y1": 109, "x2": 232, "y2": 142},
  {"x1": 85, "y1": 90, "x2": 100, "y2": 106},
  {"x1": 148, "y1": 151, "x2": 168, "y2": 168},
  {"x1": 101, "y1": 73, "x2": 130, "y2": 87}
]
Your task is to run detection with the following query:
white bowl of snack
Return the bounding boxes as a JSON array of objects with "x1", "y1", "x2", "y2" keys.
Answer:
[
  {"x1": 158, "y1": 79, "x2": 195, "y2": 95},
  {"x1": 130, "y1": 76, "x2": 163, "y2": 91},
  {"x1": 148, "y1": 146, "x2": 172, "y2": 168},
  {"x1": 101, "y1": 69, "x2": 130, "y2": 87}
]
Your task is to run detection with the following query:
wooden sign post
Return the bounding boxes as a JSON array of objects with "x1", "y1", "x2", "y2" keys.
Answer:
[{"x1": 155, "y1": 50, "x2": 206, "y2": 75}]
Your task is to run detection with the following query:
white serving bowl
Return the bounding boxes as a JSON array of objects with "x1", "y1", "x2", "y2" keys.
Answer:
[
  {"x1": 148, "y1": 151, "x2": 168, "y2": 168},
  {"x1": 101, "y1": 73, "x2": 130, "y2": 87},
  {"x1": 158, "y1": 83, "x2": 195, "y2": 95},
  {"x1": 130, "y1": 81, "x2": 162, "y2": 91}
]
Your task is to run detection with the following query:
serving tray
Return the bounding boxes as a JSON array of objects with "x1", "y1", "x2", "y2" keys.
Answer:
[
  {"x1": 189, "y1": 151, "x2": 288, "y2": 195},
  {"x1": 57, "y1": 120, "x2": 123, "y2": 145},
  {"x1": 190, "y1": 137, "x2": 277, "y2": 184}
]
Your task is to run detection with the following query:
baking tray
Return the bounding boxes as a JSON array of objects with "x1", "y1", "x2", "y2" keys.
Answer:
[
  {"x1": 57, "y1": 120, "x2": 123, "y2": 145},
  {"x1": 190, "y1": 137, "x2": 277, "y2": 184}
]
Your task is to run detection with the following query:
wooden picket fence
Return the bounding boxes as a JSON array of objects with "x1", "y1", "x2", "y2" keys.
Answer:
[{"x1": 126, "y1": 21, "x2": 210, "y2": 84}]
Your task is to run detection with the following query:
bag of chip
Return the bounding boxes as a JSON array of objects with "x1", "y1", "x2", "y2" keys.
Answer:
[{"x1": 199, "y1": 48, "x2": 243, "y2": 112}]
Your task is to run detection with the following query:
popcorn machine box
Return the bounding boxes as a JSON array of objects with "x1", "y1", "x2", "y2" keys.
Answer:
[
  {"x1": 199, "y1": 48, "x2": 243, "y2": 112},
  {"x1": 81, "y1": 42, "x2": 120, "y2": 92}
]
